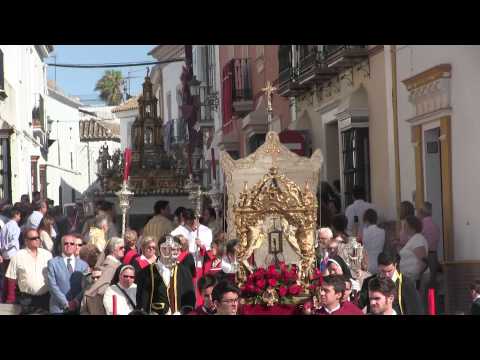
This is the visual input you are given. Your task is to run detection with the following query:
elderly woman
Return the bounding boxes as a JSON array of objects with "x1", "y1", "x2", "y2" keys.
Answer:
[
  {"x1": 103, "y1": 265, "x2": 137, "y2": 315},
  {"x1": 132, "y1": 236, "x2": 158, "y2": 274},
  {"x1": 399, "y1": 215, "x2": 429, "y2": 287},
  {"x1": 80, "y1": 237, "x2": 125, "y2": 315},
  {"x1": 123, "y1": 229, "x2": 139, "y2": 265}
]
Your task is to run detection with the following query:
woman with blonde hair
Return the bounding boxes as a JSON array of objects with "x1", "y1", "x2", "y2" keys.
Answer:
[
  {"x1": 38, "y1": 215, "x2": 56, "y2": 252},
  {"x1": 132, "y1": 236, "x2": 158, "y2": 274}
]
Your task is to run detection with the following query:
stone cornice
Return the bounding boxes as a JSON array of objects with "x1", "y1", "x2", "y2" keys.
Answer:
[{"x1": 402, "y1": 64, "x2": 451, "y2": 91}]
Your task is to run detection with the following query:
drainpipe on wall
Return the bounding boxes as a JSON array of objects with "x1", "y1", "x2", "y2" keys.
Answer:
[{"x1": 390, "y1": 45, "x2": 402, "y2": 221}]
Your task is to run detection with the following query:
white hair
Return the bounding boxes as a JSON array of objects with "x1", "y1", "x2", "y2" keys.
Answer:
[
  {"x1": 318, "y1": 227, "x2": 333, "y2": 239},
  {"x1": 106, "y1": 237, "x2": 124, "y2": 255}
]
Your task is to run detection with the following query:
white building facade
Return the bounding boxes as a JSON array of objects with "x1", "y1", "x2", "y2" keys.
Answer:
[
  {"x1": 394, "y1": 45, "x2": 480, "y2": 313},
  {"x1": 0, "y1": 45, "x2": 52, "y2": 203}
]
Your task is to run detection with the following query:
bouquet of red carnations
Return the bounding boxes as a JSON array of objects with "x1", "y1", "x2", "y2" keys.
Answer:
[{"x1": 240, "y1": 262, "x2": 305, "y2": 306}]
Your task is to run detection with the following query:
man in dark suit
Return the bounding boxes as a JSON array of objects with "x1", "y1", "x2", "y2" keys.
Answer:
[
  {"x1": 47, "y1": 234, "x2": 89, "y2": 314},
  {"x1": 470, "y1": 280, "x2": 480, "y2": 315},
  {"x1": 358, "y1": 251, "x2": 423, "y2": 315}
]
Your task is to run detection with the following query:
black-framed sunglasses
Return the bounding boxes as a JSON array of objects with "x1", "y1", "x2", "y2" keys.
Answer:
[{"x1": 27, "y1": 236, "x2": 40, "y2": 241}]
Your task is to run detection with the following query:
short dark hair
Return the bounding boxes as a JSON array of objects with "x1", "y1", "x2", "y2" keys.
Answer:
[
  {"x1": 405, "y1": 215, "x2": 423, "y2": 234},
  {"x1": 154, "y1": 200, "x2": 169, "y2": 215},
  {"x1": 198, "y1": 274, "x2": 217, "y2": 292},
  {"x1": 368, "y1": 276, "x2": 397, "y2": 299},
  {"x1": 212, "y1": 281, "x2": 240, "y2": 303},
  {"x1": 322, "y1": 275, "x2": 346, "y2": 294},
  {"x1": 174, "y1": 206, "x2": 186, "y2": 219},
  {"x1": 470, "y1": 280, "x2": 480, "y2": 294},
  {"x1": 183, "y1": 208, "x2": 196, "y2": 222},
  {"x1": 33, "y1": 200, "x2": 46, "y2": 211},
  {"x1": 226, "y1": 239, "x2": 239, "y2": 255},
  {"x1": 9, "y1": 208, "x2": 21, "y2": 219},
  {"x1": 363, "y1": 208, "x2": 378, "y2": 225},
  {"x1": 205, "y1": 207, "x2": 216, "y2": 219},
  {"x1": 159, "y1": 235, "x2": 182, "y2": 246},
  {"x1": 331, "y1": 214, "x2": 348, "y2": 233},
  {"x1": 97, "y1": 200, "x2": 114, "y2": 212},
  {"x1": 32, "y1": 191, "x2": 40, "y2": 197},
  {"x1": 377, "y1": 251, "x2": 400, "y2": 267},
  {"x1": 352, "y1": 185, "x2": 365, "y2": 200},
  {"x1": 400, "y1": 201, "x2": 415, "y2": 220}
]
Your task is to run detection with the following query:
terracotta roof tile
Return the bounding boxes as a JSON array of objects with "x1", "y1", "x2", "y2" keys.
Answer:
[
  {"x1": 79, "y1": 118, "x2": 120, "y2": 142},
  {"x1": 112, "y1": 96, "x2": 139, "y2": 113}
]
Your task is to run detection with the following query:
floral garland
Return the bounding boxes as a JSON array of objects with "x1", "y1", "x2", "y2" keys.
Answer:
[{"x1": 240, "y1": 262, "x2": 305, "y2": 306}]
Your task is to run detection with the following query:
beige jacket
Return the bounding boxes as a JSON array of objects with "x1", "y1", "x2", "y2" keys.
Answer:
[
  {"x1": 142, "y1": 215, "x2": 173, "y2": 244},
  {"x1": 80, "y1": 255, "x2": 121, "y2": 315}
]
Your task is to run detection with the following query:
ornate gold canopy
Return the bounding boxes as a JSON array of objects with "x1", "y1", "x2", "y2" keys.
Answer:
[
  {"x1": 220, "y1": 131, "x2": 323, "y2": 284},
  {"x1": 233, "y1": 166, "x2": 318, "y2": 283}
]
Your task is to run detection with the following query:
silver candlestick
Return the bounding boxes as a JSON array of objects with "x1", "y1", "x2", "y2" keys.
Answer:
[{"x1": 115, "y1": 180, "x2": 134, "y2": 239}]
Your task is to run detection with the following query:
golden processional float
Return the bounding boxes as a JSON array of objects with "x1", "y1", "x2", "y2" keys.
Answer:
[{"x1": 220, "y1": 82, "x2": 324, "y2": 296}]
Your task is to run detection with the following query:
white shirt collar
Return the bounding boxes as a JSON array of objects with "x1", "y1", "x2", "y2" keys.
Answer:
[
  {"x1": 474, "y1": 294, "x2": 480, "y2": 302},
  {"x1": 384, "y1": 308, "x2": 397, "y2": 315},
  {"x1": 62, "y1": 254, "x2": 75, "y2": 260},
  {"x1": 323, "y1": 303, "x2": 341, "y2": 314}
]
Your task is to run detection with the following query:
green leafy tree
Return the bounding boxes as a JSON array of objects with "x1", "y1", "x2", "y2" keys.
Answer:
[{"x1": 94, "y1": 70, "x2": 124, "y2": 106}]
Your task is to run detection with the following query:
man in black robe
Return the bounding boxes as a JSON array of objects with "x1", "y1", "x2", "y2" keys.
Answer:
[
  {"x1": 136, "y1": 235, "x2": 195, "y2": 314},
  {"x1": 358, "y1": 251, "x2": 423, "y2": 315}
]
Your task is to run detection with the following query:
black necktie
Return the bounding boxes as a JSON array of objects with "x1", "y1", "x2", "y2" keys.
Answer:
[{"x1": 67, "y1": 258, "x2": 73, "y2": 274}]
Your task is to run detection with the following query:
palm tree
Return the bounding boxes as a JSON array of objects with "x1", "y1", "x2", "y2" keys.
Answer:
[{"x1": 94, "y1": 70, "x2": 124, "y2": 106}]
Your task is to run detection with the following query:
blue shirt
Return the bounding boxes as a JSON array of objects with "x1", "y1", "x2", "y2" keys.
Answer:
[{"x1": 0, "y1": 219, "x2": 21, "y2": 260}]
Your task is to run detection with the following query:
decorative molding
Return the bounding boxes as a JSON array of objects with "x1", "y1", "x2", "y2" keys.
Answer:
[
  {"x1": 403, "y1": 64, "x2": 452, "y2": 120},
  {"x1": 402, "y1": 63, "x2": 451, "y2": 91},
  {"x1": 406, "y1": 106, "x2": 452, "y2": 126}
]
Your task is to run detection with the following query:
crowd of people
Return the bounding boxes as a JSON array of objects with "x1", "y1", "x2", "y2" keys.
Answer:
[{"x1": 0, "y1": 185, "x2": 478, "y2": 316}]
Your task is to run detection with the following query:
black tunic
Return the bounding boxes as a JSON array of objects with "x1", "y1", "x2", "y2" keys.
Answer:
[
  {"x1": 136, "y1": 260, "x2": 195, "y2": 314},
  {"x1": 358, "y1": 272, "x2": 424, "y2": 315}
]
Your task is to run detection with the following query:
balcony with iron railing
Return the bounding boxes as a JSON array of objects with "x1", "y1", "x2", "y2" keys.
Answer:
[
  {"x1": 228, "y1": 58, "x2": 253, "y2": 114},
  {"x1": 278, "y1": 45, "x2": 369, "y2": 97},
  {"x1": 321, "y1": 45, "x2": 368, "y2": 70}
]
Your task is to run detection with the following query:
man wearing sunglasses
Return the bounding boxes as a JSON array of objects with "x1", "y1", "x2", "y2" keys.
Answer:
[
  {"x1": 47, "y1": 234, "x2": 89, "y2": 314},
  {"x1": 4, "y1": 228, "x2": 52, "y2": 314}
]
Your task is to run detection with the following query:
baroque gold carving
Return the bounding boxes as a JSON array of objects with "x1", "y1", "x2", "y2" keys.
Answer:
[{"x1": 233, "y1": 167, "x2": 317, "y2": 285}]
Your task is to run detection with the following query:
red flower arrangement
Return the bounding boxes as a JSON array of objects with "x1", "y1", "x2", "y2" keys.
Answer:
[{"x1": 240, "y1": 262, "x2": 306, "y2": 306}]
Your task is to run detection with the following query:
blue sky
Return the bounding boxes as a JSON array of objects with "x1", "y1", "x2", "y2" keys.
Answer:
[{"x1": 47, "y1": 45, "x2": 156, "y2": 105}]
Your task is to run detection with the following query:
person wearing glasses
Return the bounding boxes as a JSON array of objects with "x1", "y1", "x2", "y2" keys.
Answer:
[
  {"x1": 3, "y1": 228, "x2": 52, "y2": 314},
  {"x1": 103, "y1": 265, "x2": 137, "y2": 315},
  {"x1": 212, "y1": 280, "x2": 240, "y2": 316},
  {"x1": 73, "y1": 235, "x2": 84, "y2": 257},
  {"x1": 47, "y1": 234, "x2": 89, "y2": 314},
  {"x1": 136, "y1": 235, "x2": 195, "y2": 315},
  {"x1": 132, "y1": 236, "x2": 158, "y2": 273},
  {"x1": 81, "y1": 237, "x2": 125, "y2": 315}
]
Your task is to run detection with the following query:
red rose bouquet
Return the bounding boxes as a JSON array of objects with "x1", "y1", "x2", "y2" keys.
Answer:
[{"x1": 240, "y1": 262, "x2": 306, "y2": 306}]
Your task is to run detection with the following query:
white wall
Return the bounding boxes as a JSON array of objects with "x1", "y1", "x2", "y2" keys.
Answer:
[
  {"x1": 118, "y1": 109, "x2": 138, "y2": 150},
  {"x1": 0, "y1": 45, "x2": 48, "y2": 202},
  {"x1": 46, "y1": 92, "x2": 88, "y2": 205},
  {"x1": 396, "y1": 45, "x2": 480, "y2": 261},
  {"x1": 162, "y1": 62, "x2": 184, "y2": 124}
]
